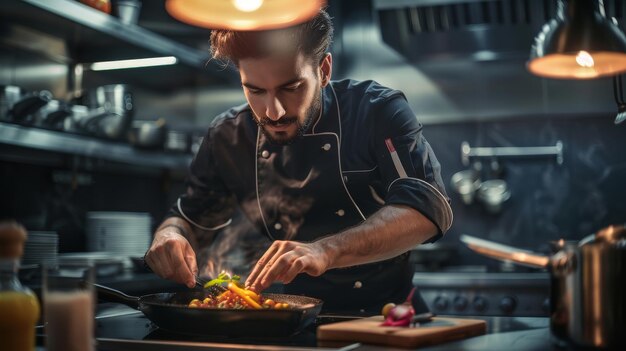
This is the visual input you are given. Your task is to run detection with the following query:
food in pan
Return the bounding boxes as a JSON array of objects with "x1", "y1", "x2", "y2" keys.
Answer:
[{"x1": 188, "y1": 272, "x2": 290, "y2": 310}]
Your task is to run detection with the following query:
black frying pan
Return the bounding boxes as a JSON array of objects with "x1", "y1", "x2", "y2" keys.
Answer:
[{"x1": 95, "y1": 284, "x2": 323, "y2": 337}]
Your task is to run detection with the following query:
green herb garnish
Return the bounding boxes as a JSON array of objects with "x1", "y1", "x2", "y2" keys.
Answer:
[{"x1": 203, "y1": 272, "x2": 241, "y2": 289}]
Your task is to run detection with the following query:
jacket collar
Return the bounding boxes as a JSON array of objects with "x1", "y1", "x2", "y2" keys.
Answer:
[{"x1": 308, "y1": 82, "x2": 341, "y2": 138}]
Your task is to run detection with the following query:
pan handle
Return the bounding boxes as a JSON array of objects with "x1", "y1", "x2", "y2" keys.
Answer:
[
  {"x1": 95, "y1": 283, "x2": 140, "y2": 309},
  {"x1": 460, "y1": 234, "x2": 550, "y2": 269}
]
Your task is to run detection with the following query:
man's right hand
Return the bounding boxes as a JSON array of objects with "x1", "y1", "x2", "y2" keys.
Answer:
[{"x1": 144, "y1": 226, "x2": 198, "y2": 288}]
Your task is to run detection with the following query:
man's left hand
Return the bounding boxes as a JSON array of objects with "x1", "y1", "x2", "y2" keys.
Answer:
[{"x1": 245, "y1": 240, "x2": 331, "y2": 292}]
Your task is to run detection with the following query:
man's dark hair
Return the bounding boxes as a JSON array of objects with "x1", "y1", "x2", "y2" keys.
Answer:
[{"x1": 210, "y1": 9, "x2": 333, "y2": 66}]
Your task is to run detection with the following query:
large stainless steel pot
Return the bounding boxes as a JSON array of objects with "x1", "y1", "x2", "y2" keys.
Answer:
[
  {"x1": 89, "y1": 84, "x2": 133, "y2": 117},
  {"x1": 461, "y1": 225, "x2": 626, "y2": 348},
  {"x1": 84, "y1": 84, "x2": 134, "y2": 139}
]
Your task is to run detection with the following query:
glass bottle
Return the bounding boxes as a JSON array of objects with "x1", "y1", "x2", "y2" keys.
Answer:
[{"x1": 0, "y1": 221, "x2": 41, "y2": 351}]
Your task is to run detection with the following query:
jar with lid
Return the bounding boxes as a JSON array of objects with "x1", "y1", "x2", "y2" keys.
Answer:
[{"x1": 0, "y1": 221, "x2": 41, "y2": 351}]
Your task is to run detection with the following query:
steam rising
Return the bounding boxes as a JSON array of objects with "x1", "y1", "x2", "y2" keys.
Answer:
[{"x1": 197, "y1": 206, "x2": 270, "y2": 280}]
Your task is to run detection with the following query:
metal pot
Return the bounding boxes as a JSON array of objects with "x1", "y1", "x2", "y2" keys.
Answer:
[
  {"x1": 460, "y1": 225, "x2": 626, "y2": 348},
  {"x1": 33, "y1": 99, "x2": 72, "y2": 130},
  {"x1": 8, "y1": 90, "x2": 52, "y2": 124},
  {"x1": 476, "y1": 179, "x2": 510, "y2": 213},
  {"x1": 82, "y1": 84, "x2": 134, "y2": 139},
  {"x1": 128, "y1": 119, "x2": 167, "y2": 149},
  {"x1": 450, "y1": 169, "x2": 481, "y2": 205},
  {"x1": 0, "y1": 85, "x2": 24, "y2": 120},
  {"x1": 74, "y1": 107, "x2": 129, "y2": 140},
  {"x1": 89, "y1": 84, "x2": 133, "y2": 117}
]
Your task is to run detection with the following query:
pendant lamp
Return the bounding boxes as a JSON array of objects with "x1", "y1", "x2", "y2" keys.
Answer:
[
  {"x1": 528, "y1": 0, "x2": 626, "y2": 79},
  {"x1": 166, "y1": 0, "x2": 326, "y2": 31}
]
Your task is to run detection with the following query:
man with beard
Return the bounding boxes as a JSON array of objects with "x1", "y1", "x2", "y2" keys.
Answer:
[{"x1": 145, "y1": 9, "x2": 452, "y2": 313}]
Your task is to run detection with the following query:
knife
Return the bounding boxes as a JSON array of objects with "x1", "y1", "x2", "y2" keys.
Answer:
[{"x1": 411, "y1": 312, "x2": 435, "y2": 326}]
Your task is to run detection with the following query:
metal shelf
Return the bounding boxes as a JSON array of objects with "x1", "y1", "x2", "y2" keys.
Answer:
[
  {"x1": 0, "y1": 0, "x2": 235, "y2": 83},
  {"x1": 0, "y1": 122, "x2": 192, "y2": 170}
]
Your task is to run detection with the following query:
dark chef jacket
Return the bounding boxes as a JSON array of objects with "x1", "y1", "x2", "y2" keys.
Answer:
[{"x1": 168, "y1": 79, "x2": 453, "y2": 313}]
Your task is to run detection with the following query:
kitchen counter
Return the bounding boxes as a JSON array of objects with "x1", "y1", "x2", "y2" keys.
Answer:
[
  {"x1": 32, "y1": 270, "x2": 559, "y2": 350},
  {"x1": 36, "y1": 302, "x2": 557, "y2": 351}
]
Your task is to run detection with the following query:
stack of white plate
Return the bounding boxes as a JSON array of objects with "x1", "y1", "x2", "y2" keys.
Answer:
[
  {"x1": 23, "y1": 231, "x2": 58, "y2": 267},
  {"x1": 58, "y1": 252, "x2": 126, "y2": 277},
  {"x1": 86, "y1": 212, "x2": 152, "y2": 262}
]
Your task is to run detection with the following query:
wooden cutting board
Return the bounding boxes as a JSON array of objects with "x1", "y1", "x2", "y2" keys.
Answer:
[{"x1": 317, "y1": 316, "x2": 487, "y2": 349}]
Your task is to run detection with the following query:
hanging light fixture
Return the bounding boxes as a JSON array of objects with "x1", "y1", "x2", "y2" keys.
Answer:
[
  {"x1": 166, "y1": 0, "x2": 326, "y2": 31},
  {"x1": 528, "y1": 0, "x2": 626, "y2": 79}
]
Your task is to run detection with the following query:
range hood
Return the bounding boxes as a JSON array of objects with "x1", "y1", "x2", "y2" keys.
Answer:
[{"x1": 374, "y1": 0, "x2": 626, "y2": 63}]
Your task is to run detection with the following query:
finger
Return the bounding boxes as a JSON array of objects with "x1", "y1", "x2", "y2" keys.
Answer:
[
  {"x1": 249, "y1": 245, "x2": 288, "y2": 290},
  {"x1": 168, "y1": 242, "x2": 195, "y2": 286},
  {"x1": 278, "y1": 256, "x2": 306, "y2": 284},
  {"x1": 183, "y1": 245, "x2": 198, "y2": 288},
  {"x1": 246, "y1": 242, "x2": 280, "y2": 288},
  {"x1": 257, "y1": 251, "x2": 293, "y2": 290},
  {"x1": 147, "y1": 245, "x2": 174, "y2": 280}
]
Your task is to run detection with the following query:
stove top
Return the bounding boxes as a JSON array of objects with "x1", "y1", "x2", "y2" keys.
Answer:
[
  {"x1": 37, "y1": 304, "x2": 360, "y2": 351},
  {"x1": 413, "y1": 272, "x2": 550, "y2": 317}
]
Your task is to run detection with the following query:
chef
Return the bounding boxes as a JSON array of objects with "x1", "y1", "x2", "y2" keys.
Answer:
[{"x1": 145, "y1": 9, "x2": 452, "y2": 313}]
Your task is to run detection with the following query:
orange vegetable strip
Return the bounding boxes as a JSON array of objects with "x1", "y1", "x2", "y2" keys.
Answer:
[
  {"x1": 244, "y1": 289, "x2": 260, "y2": 302},
  {"x1": 217, "y1": 290, "x2": 229, "y2": 300},
  {"x1": 228, "y1": 283, "x2": 262, "y2": 309}
]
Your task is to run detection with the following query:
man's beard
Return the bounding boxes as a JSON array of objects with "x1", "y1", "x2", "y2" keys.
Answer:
[{"x1": 254, "y1": 90, "x2": 322, "y2": 146}]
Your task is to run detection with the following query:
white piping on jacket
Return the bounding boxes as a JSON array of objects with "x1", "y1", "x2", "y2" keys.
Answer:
[
  {"x1": 387, "y1": 177, "x2": 454, "y2": 231},
  {"x1": 343, "y1": 165, "x2": 378, "y2": 173},
  {"x1": 177, "y1": 198, "x2": 232, "y2": 231},
  {"x1": 254, "y1": 128, "x2": 274, "y2": 240},
  {"x1": 328, "y1": 84, "x2": 366, "y2": 221},
  {"x1": 254, "y1": 84, "x2": 367, "y2": 236},
  {"x1": 369, "y1": 185, "x2": 385, "y2": 205}
]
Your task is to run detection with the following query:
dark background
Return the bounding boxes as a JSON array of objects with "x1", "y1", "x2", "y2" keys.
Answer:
[{"x1": 1, "y1": 0, "x2": 625, "y2": 268}]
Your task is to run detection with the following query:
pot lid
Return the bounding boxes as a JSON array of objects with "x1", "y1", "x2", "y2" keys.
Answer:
[{"x1": 579, "y1": 224, "x2": 626, "y2": 247}]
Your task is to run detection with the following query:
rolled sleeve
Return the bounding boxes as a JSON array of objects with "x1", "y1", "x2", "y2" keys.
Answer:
[
  {"x1": 386, "y1": 178, "x2": 452, "y2": 242},
  {"x1": 372, "y1": 96, "x2": 453, "y2": 241}
]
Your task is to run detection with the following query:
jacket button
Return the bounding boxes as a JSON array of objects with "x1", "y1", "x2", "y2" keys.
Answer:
[
  {"x1": 353, "y1": 281, "x2": 362, "y2": 289},
  {"x1": 343, "y1": 175, "x2": 348, "y2": 183},
  {"x1": 322, "y1": 143, "x2": 331, "y2": 151},
  {"x1": 274, "y1": 222, "x2": 282, "y2": 230},
  {"x1": 261, "y1": 150, "x2": 270, "y2": 158},
  {"x1": 336, "y1": 209, "x2": 345, "y2": 217}
]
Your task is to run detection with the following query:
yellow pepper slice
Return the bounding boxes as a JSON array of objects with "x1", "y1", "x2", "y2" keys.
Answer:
[
  {"x1": 228, "y1": 282, "x2": 262, "y2": 309},
  {"x1": 244, "y1": 289, "x2": 260, "y2": 302}
]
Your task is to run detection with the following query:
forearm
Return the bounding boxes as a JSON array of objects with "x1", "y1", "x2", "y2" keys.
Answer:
[{"x1": 317, "y1": 204, "x2": 438, "y2": 269}]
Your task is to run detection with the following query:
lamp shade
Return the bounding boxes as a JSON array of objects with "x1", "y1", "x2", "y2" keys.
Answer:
[
  {"x1": 166, "y1": 0, "x2": 326, "y2": 31},
  {"x1": 528, "y1": 0, "x2": 626, "y2": 79}
]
